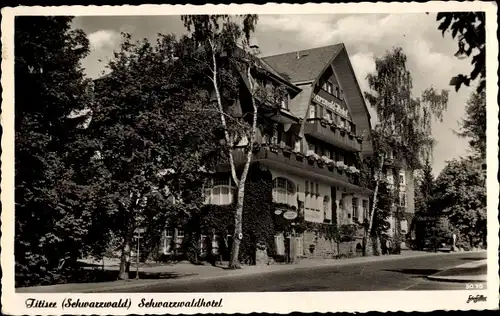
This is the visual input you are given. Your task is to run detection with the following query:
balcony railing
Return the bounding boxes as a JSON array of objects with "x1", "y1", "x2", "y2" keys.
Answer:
[
  {"x1": 229, "y1": 145, "x2": 361, "y2": 187},
  {"x1": 304, "y1": 118, "x2": 362, "y2": 152}
]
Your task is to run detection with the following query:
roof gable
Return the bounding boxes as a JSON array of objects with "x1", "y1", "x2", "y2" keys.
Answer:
[{"x1": 262, "y1": 44, "x2": 344, "y2": 83}]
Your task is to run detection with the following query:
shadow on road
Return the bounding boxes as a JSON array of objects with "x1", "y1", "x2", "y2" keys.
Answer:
[
  {"x1": 62, "y1": 264, "x2": 199, "y2": 284},
  {"x1": 383, "y1": 269, "x2": 441, "y2": 276},
  {"x1": 460, "y1": 257, "x2": 486, "y2": 261}
]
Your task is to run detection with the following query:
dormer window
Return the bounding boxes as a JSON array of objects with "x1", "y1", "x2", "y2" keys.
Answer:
[{"x1": 322, "y1": 81, "x2": 333, "y2": 95}]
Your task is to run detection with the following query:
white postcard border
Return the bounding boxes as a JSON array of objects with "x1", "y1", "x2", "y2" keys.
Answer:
[{"x1": 1, "y1": 2, "x2": 499, "y2": 314}]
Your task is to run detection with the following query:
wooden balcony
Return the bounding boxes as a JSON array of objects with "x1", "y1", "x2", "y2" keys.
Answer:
[
  {"x1": 304, "y1": 118, "x2": 362, "y2": 152},
  {"x1": 224, "y1": 146, "x2": 369, "y2": 193}
]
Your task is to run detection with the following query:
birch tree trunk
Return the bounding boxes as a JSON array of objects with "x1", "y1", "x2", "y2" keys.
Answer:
[
  {"x1": 228, "y1": 65, "x2": 258, "y2": 269},
  {"x1": 209, "y1": 42, "x2": 258, "y2": 269},
  {"x1": 363, "y1": 154, "x2": 385, "y2": 256}
]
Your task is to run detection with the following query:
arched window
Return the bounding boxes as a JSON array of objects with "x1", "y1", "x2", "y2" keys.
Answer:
[
  {"x1": 203, "y1": 176, "x2": 235, "y2": 205},
  {"x1": 273, "y1": 177, "x2": 296, "y2": 205},
  {"x1": 323, "y1": 196, "x2": 331, "y2": 222}
]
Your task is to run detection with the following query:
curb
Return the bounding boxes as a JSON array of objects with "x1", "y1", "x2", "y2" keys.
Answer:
[
  {"x1": 426, "y1": 259, "x2": 487, "y2": 283},
  {"x1": 426, "y1": 275, "x2": 487, "y2": 283}
]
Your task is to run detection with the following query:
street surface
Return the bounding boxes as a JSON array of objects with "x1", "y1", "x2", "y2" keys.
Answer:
[{"x1": 113, "y1": 251, "x2": 487, "y2": 292}]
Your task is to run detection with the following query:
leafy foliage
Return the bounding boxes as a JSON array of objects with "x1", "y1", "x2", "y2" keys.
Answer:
[
  {"x1": 185, "y1": 163, "x2": 274, "y2": 264},
  {"x1": 14, "y1": 16, "x2": 100, "y2": 286},
  {"x1": 455, "y1": 91, "x2": 486, "y2": 160},
  {"x1": 436, "y1": 12, "x2": 486, "y2": 93},
  {"x1": 431, "y1": 157, "x2": 486, "y2": 248},
  {"x1": 413, "y1": 159, "x2": 436, "y2": 250},
  {"x1": 362, "y1": 47, "x2": 448, "y2": 254},
  {"x1": 90, "y1": 33, "x2": 223, "y2": 279},
  {"x1": 182, "y1": 15, "x2": 287, "y2": 268}
]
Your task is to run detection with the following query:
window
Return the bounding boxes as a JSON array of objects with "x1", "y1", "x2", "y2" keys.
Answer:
[
  {"x1": 340, "y1": 89, "x2": 344, "y2": 101},
  {"x1": 337, "y1": 153, "x2": 344, "y2": 162},
  {"x1": 305, "y1": 181, "x2": 320, "y2": 211},
  {"x1": 204, "y1": 177, "x2": 235, "y2": 205},
  {"x1": 362, "y1": 200, "x2": 369, "y2": 220},
  {"x1": 325, "y1": 149, "x2": 331, "y2": 159},
  {"x1": 281, "y1": 94, "x2": 288, "y2": 109},
  {"x1": 401, "y1": 220, "x2": 408, "y2": 234},
  {"x1": 352, "y1": 197, "x2": 358, "y2": 221},
  {"x1": 322, "y1": 82, "x2": 328, "y2": 91},
  {"x1": 335, "y1": 85, "x2": 340, "y2": 98},
  {"x1": 340, "y1": 118, "x2": 346, "y2": 128},
  {"x1": 273, "y1": 177, "x2": 296, "y2": 205},
  {"x1": 165, "y1": 229, "x2": 174, "y2": 238},
  {"x1": 271, "y1": 128, "x2": 279, "y2": 145},
  {"x1": 386, "y1": 171, "x2": 394, "y2": 187},
  {"x1": 294, "y1": 139, "x2": 301, "y2": 152},
  {"x1": 325, "y1": 110, "x2": 333, "y2": 121},
  {"x1": 309, "y1": 105, "x2": 316, "y2": 119},
  {"x1": 323, "y1": 196, "x2": 331, "y2": 221},
  {"x1": 177, "y1": 229, "x2": 184, "y2": 238},
  {"x1": 399, "y1": 192, "x2": 407, "y2": 207},
  {"x1": 399, "y1": 171, "x2": 406, "y2": 186},
  {"x1": 212, "y1": 186, "x2": 233, "y2": 205},
  {"x1": 308, "y1": 143, "x2": 315, "y2": 153}
]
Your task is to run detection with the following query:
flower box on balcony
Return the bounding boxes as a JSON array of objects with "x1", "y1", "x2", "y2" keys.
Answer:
[
  {"x1": 294, "y1": 151, "x2": 304, "y2": 161},
  {"x1": 269, "y1": 144, "x2": 280, "y2": 153},
  {"x1": 356, "y1": 135, "x2": 363, "y2": 143},
  {"x1": 329, "y1": 124, "x2": 337, "y2": 132},
  {"x1": 348, "y1": 132, "x2": 354, "y2": 140},
  {"x1": 339, "y1": 129, "x2": 346, "y2": 137},
  {"x1": 320, "y1": 118, "x2": 329, "y2": 128},
  {"x1": 251, "y1": 142, "x2": 261, "y2": 153},
  {"x1": 282, "y1": 146, "x2": 293, "y2": 158}
]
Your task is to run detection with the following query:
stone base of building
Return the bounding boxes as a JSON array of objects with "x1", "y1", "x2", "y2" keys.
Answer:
[{"x1": 301, "y1": 231, "x2": 364, "y2": 258}]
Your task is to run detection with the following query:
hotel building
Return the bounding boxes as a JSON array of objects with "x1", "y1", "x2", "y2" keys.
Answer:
[{"x1": 185, "y1": 43, "x2": 376, "y2": 259}]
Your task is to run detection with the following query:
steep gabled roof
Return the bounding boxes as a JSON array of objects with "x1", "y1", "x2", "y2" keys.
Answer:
[{"x1": 262, "y1": 44, "x2": 344, "y2": 83}]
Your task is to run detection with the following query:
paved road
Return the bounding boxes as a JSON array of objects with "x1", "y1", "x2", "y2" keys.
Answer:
[{"x1": 113, "y1": 251, "x2": 487, "y2": 292}]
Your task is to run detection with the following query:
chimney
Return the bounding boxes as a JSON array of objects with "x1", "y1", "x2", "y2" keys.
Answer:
[{"x1": 296, "y1": 51, "x2": 301, "y2": 59}]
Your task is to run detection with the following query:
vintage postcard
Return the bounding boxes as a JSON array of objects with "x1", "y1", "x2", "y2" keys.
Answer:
[{"x1": 1, "y1": 2, "x2": 499, "y2": 314}]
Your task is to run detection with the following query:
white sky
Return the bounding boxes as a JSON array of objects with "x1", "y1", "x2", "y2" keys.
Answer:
[{"x1": 72, "y1": 13, "x2": 477, "y2": 176}]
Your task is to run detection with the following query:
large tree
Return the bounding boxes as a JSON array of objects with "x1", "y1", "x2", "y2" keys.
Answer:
[
  {"x1": 436, "y1": 12, "x2": 486, "y2": 93},
  {"x1": 181, "y1": 15, "x2": 272, "y2": 269},
  {"x1": 413, "y1": 158, "x2": 436, "y2": 250},
  {"x1": 455, "y1": 91, "x2": 486, "y2": 160},
  {"x1": 432, "y1": 157, "x2": 486, "y2": 249},
  {"x1": 91, "y1": 33, "x2": 222, "y2": 279},
  {"x1": 14, "y1": 16, "x2": 98, "y2": 286},
  {"x1": 363, "y1": 47, "x2": 448, "y2": 255}
]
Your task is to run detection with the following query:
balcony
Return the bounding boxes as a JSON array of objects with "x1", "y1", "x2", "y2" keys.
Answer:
[
  {"x1": 224, "y1": 145, "x2": 368, "y2": 192},
  {"x1": 304, "y1": 118, "x2": 362, "y2": 152}
]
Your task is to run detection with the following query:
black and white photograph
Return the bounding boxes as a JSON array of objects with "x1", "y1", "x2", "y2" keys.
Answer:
[{"x1": 1, "y1": 2, "x2": 498, "y2": 314}]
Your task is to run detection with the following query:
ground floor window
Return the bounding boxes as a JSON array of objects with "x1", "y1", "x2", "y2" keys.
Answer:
[
  {"x1": 362, "y1": 200, "x2": 369, "y2": 221},
  {"x1": 273, "y1": 177, "x2": 296, "y2": 205},
  {"x1": 352, "y1": 197, "x2": 358, "y2": 222},
  {"x1": 203, "y1": 176, "x2": 235, "y2": 205}
]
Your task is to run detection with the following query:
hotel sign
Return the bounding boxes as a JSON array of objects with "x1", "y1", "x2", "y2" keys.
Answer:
[{"x1": 312, "y1": 93, "x2": 349, "y2": 118}]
